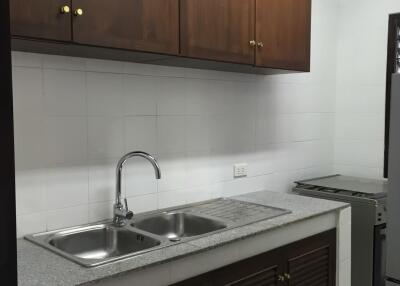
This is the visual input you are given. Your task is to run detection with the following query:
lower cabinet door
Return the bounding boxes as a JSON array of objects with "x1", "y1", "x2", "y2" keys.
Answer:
[
  {"x1": 170, "y1": 229, "x2": 336, "y2": 286},
  {"x1": 173, "y1": 273, "x2": 214, "y2": 286},
  {"x1": 284, "y1": 229, "x2": 336, "y2": 286},
  {"x1": 213, "y1": 248, "x2": 283, "y2": 286},
  {"x1": 220, "y1": 265, "x2": 282, "y2": 286},
  {"x1": 172, "y1": 249, "x2": 283, "y2": 286}
]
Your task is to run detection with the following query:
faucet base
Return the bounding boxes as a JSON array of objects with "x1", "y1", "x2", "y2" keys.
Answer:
[{"x1": 113, "y1": 218, "x2": 127, "y2": 227}]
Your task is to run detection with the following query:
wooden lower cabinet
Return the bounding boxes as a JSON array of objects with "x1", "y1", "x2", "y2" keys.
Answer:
[
  {"x1": 172, "y1": 229, "x2": 336, "y2": 286},
  {"x1": 213, "y1": 248, "x2": 284, "y2": 286},
  {"x1": 285, "y1": 230, "x2": 336, "y2": 286}
]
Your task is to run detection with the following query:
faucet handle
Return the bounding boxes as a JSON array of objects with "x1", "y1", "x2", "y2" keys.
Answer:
[
  {"x1": 124, "y1": 198, "x2": 129, "y2": 211},
  {"x1": 124, "y1": 198, "x2": 134, "y2": 220}
]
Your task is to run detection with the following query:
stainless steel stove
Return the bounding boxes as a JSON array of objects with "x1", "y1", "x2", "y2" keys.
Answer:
[{"x1": 293, "y1": 174, "x2": 388, "y2": 286}]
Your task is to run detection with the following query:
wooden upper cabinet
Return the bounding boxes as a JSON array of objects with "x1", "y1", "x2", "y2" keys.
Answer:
[
  {"x1": 72, "y1": 0, "x2": 179, "y2": 55},
  {"x1": 10, "y1": 0, "x2": 72, "y2": 41},
  {"x1": 10, "y1": 0, "x2": 312, "y2": 73},
  {"x1": 180, "y1": 0, "x2": 255, "y2": 64},
  {"x1": 255, "y1": 0, "x2": 312, "y2": 71}
]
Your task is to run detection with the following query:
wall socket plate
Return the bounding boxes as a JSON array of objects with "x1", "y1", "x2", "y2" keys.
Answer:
[{"x1": 234, "y1": 163, "x2": 248, "y2": 178}]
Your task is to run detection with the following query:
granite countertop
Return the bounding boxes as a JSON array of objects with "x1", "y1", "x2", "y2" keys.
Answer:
[{"x1": 18, "y1": 190, "x2": 348, "y2": 286}]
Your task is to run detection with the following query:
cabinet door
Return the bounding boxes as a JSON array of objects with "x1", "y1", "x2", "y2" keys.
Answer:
[
  {"x1": 171, "y1": 230, "x2": 336, "y2": 286},
  {"x1": 72, "y1": 0, "x2": 179, "y2": 55},
  {"x1": 255, "y1": 0, "x2": 311, "y2": 71},
  {"x1": 180, "y1": 0, "x2": 255, "y2": 64},
  {"x1": 221, "y1": 266, "x2": 282, "y2": 285},
  {"x1": 213, "y1": 248, "x2": 284, "y2": 286},
  {"x1": 171, "y1": 249, "x2": 283, "y2": 286},
  {"x1": 10, "y1": 0, "x2": 72, "y2": 41},
  {"x1": 172, "y1": 274, "x2": 213, "y2": 286},
  {"x1": 284, "y1": 230, "x2": 336, "y2": 286}
]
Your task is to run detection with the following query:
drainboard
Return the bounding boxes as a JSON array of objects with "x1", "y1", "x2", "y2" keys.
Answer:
[{"x1": 179, "y1": 198, "x2": 290, "y2": 225}]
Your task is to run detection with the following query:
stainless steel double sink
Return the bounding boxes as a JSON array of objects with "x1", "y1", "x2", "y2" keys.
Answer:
[{"x1": 25, "y1": 198, "x2": 290, "y2": 267}]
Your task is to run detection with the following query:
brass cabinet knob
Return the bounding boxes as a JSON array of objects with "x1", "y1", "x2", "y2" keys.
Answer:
[
  {"x1": 74, "y1": 8, "x2": 84, "y2": 16},
  {"x1": 284, "y1": 273, "x2": 291, "y2": 280},
  {"x1": 277, "y1": 275, "x2": 285, "y2": 282},
  {"x1": 257, "y1": 42, "x2": 264, "y2": 48},
  {"x1": 60, "y1": 5, "x2": 71, "y2": 14},
  {"x1": 249, "y1": 40, "x2": 256, "y2": 47}
]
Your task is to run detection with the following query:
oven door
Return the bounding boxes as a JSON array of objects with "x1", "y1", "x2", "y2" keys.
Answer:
[{"x1": 374, "y1": 224, "x2": 387, "y2": 286}]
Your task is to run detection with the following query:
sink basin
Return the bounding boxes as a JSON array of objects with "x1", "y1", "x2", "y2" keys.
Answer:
[
  {"x1": 27, "y1": 223, "x2": 161, "y2": 267},
  {"x1": 132, "y1": 212, "x2": 227, "y2": 240},
  {"x1": 25, "y1": 198, "x2": 290, "y2": 267}
]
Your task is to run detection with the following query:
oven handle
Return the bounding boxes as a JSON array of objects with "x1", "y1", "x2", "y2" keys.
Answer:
[{"x1": 373, "y1": 224, "x2": 387, "y2": 286}]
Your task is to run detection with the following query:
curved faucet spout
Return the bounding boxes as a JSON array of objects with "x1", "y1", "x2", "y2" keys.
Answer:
[{"x1": 114, "y1": 151, "x2": 161, "y2": 226}]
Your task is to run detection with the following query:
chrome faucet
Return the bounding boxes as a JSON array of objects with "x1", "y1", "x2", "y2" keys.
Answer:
[{"x1": 114, "y1": 151, "x2": 161, "y2": 226}]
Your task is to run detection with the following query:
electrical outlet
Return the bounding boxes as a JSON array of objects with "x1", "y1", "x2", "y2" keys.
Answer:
[{"x1": 234, "y1": 163, "x2": 248, "y2": 178}]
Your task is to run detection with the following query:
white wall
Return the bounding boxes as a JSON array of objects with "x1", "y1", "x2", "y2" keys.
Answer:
[
  {"x1": 12, "y1": 0, "x2": 338, "y2": 237},
  {"x1": 334, "y1": 0, "x2": 400, "y2": 178}
]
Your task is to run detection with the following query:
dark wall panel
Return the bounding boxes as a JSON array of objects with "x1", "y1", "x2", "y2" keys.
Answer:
[
  {"x1": 385, "y1": 13, "x2": 400, "y2": 178},
  {"x1": 0, "y1": 0, "x2": 17, "y2": 284}
]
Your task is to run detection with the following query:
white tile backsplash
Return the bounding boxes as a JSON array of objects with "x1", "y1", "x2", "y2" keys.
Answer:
[
  {"x1": 45, "y1": 166, "x2": 89, "y2": 210},
  {"x1": 45, "y1": 117, "x2": 88, "y2": 166},
  {"x1": 184, "y1": 115, "x2": 210, "y2": 152},
  {"x1": 157, "y1": 189, "x2": 188, "y2": 209},
  {"x1": 335, "y1": 140, "x2": 384, "y2": 168},
  {"x1": 89, "y1": 201, "x2": 113, "y2": 222},
  {"x1": 335, "y1": 114, "x2": 385, "y2": 140},
  {"x1": 88, "y1": 160, "x2": 117, "y2": 203},
  {"x1": 43, "y1": 54, "x2": 86, "y2": 71},
  {"x1": 15, "y1": 170, "x2": 45, "y2": 216},
  {"x1": 88, "y1": 116, "x2": 124, "y2": 160},
  {"x1": 333, "y1": 164, "x2": 384, "y2": 180},
  {"x1": 157, "y1": 77, "x2": 187, "y2": 115},
  {"x1": 185, "y1": 152, "x2": 212, "y2": 189},
  {"x1": 124, "y1": 159, "x2": 158, "y2": 197},
  {"x1": 333, "y1": 0, "x2": 400, "y2": 176},
  {"x1": 13, "y1": 115, "x2": 45, "y2": 170},
  {"x1": 12, "y1": 52, "x2": 42, "y2": 68},
  {"x1": 126, "y1": 193, "x2": 158, "y2": 214},
  {"x1": 157, "y1": 153, "x2": 187, "y2": 192},
  {"x1": 16, "y1": 212, "x2": 46, "y2": 238},
  {"x1": 43, "y1": 69, "x2": 86, "y2": 116},
  {"x1": 87, "y1": 72, "x2": 124, "y2": 116},
  {"x1": 13, "y1": 0, "x2": 342, "y2": 237},
  {"x1": 157, "y1": 116, "x2": 186, "y2": 154},
  {"x1": 86, "y1": 58, "x2": 124, "y2": 74},
  {"x1": 124, "y1": 116, "x2": 157, "y2": 154},
  {"x1": 12, "y1": 67, "x2": 43, "y2": 117},
  {"x1": 46, "y1": 205, "x2": 89, "y2": 230},
  {"x1": 123, "y1": 75, "x2": 158, "y2": 116}
]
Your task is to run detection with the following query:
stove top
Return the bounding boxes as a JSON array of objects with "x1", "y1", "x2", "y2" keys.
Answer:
[{"x1": 295, "y1": 175, "x2": 388, "y2": 199}]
